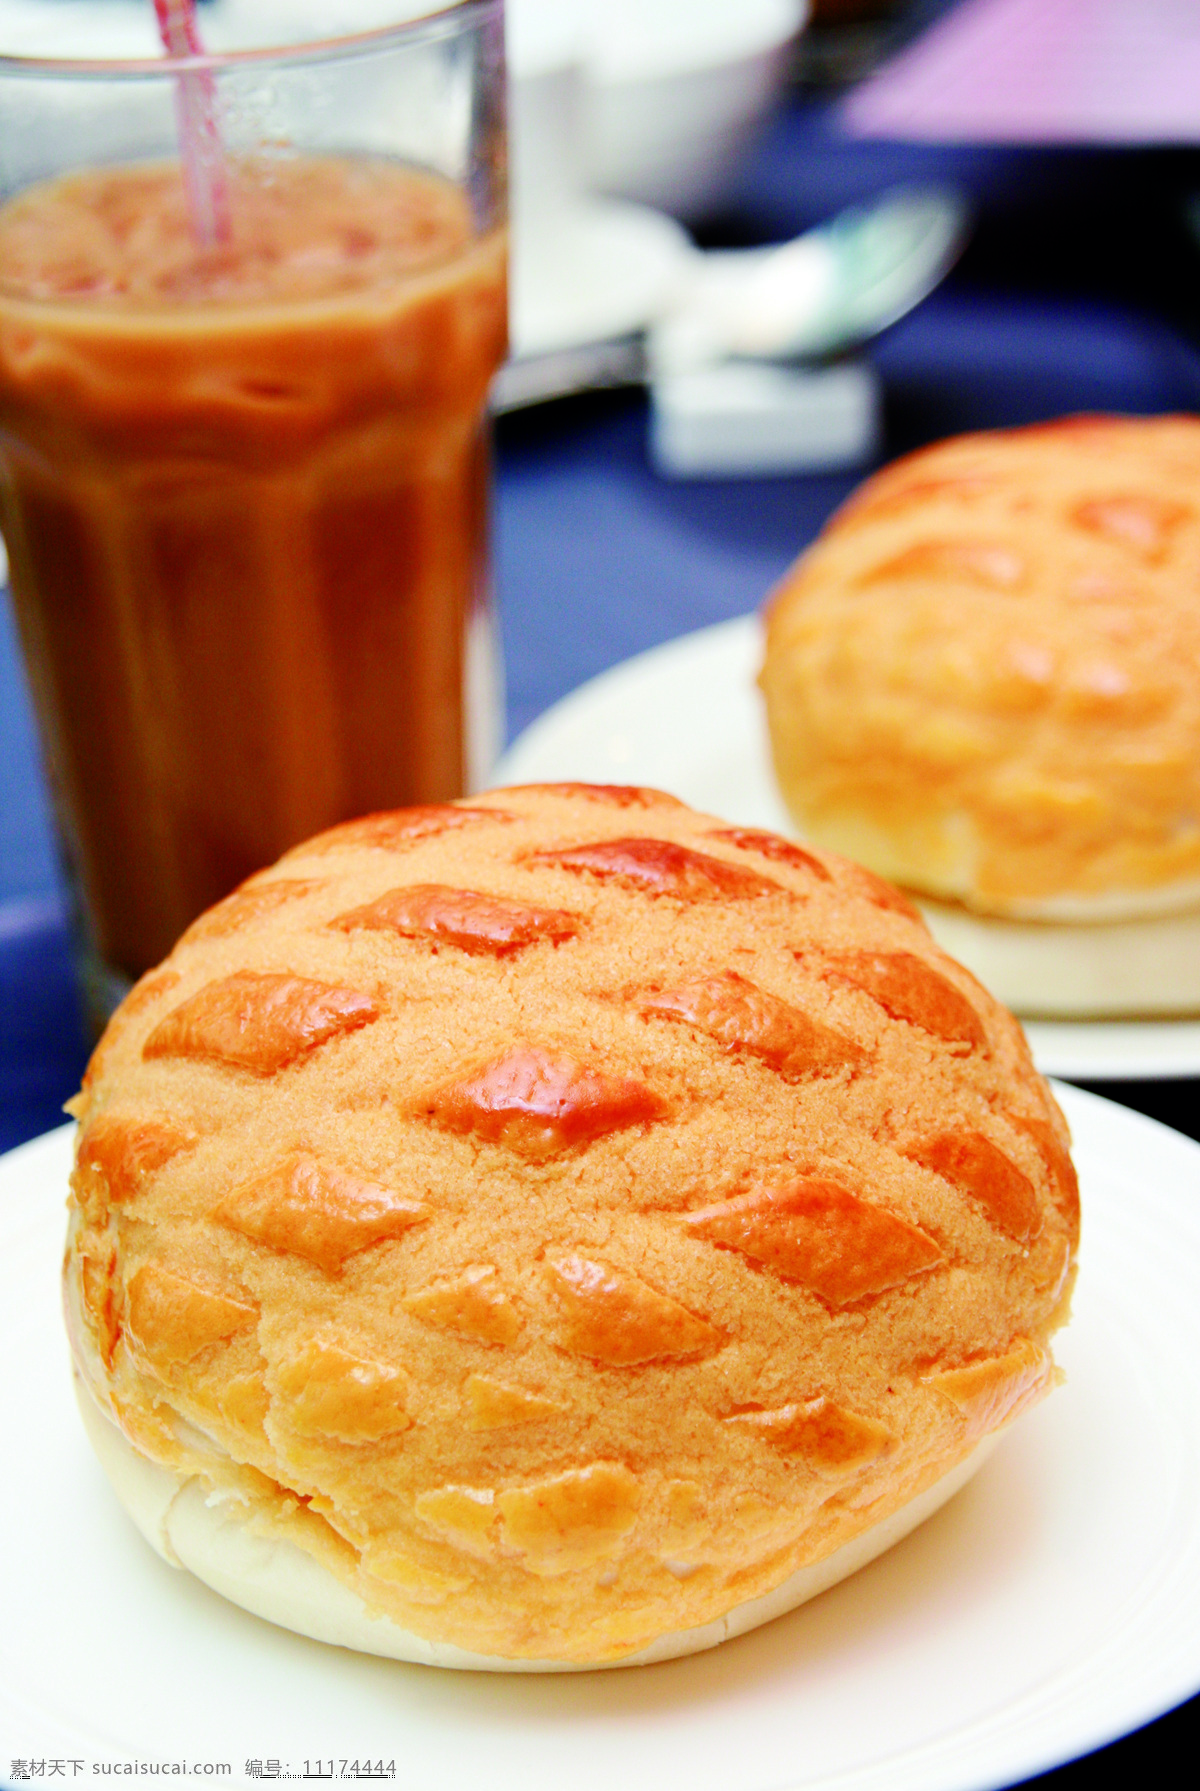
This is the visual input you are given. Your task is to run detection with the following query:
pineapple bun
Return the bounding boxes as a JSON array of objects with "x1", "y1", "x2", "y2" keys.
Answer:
[{"x1": 64, "y1": 784, "x2": 1077, "y2": 1668}]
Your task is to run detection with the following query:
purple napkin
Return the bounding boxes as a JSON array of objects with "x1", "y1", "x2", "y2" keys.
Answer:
[{"x1": 843, "y1": 0, "x2": 1200, "y2": 143}]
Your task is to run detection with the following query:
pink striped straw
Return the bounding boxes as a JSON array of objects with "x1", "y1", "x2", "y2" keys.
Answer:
[{"x1": 153, "y1": 0, "x2": 230, "y2": 247}]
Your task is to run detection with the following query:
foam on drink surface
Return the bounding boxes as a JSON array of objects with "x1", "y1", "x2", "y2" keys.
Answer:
[{"x1": 0, "y1": 159, "x2": 475, "y2": 308}]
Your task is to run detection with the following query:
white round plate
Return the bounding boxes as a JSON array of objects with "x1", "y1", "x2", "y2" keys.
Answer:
[
  {"x1": 3, "y1": 1095, "x2": 1200, "y2": 1787},
  {"x1": 509, "y1": 196, "x2": 692, "y2": 361},
  {"x1": 494, "y1": 617, "x2": 1200, "y2": 1082}
]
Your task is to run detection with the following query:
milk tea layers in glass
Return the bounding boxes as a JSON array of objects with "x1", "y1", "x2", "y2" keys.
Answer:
[{"x1": 0, "y1": 4, "x2": 507, "y2": 1016}]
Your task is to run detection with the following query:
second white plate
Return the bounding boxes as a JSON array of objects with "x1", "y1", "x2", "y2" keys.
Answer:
[{"x1": 493, "y1": 616, "x2": 1200, "y2": 1082}]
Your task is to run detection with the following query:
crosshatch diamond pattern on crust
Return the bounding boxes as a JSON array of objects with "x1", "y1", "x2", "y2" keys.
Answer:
[{"x1": 63, "y1": 783, "x2": 1078, "y2": 1666}]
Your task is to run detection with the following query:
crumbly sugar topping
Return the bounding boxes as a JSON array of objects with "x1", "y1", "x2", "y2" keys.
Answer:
[{"x1": 65, "y1": 785, "x2": 1076, "y2": 1661}]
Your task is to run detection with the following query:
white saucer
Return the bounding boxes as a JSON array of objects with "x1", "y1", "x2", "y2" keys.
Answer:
[
  {"x1": 5, "y1": 1092, "x2": 1200, "y2": 1786},
  {"x1": 509, "y1": 196, "x2": 693, "y2": 362},
  {"x1": 493, "y1": 616, "x2": 1200, "y2": 1082}
]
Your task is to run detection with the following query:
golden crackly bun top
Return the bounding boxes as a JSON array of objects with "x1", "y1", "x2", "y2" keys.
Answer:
[
  {"x1": 761, "y1": 414, "x2": 1200, "y2": 917},
  {"x1": 65, "y1": 785, "x2": 1077, "y2": 1664}
]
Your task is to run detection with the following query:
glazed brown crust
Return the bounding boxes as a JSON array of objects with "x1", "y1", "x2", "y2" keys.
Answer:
[
  {"x1": 761, "y1": 414, "x2": 1200, "y2": 911},
  {"x1": 64, "y1": 784, "x2": 1076, "y2": 1663}
]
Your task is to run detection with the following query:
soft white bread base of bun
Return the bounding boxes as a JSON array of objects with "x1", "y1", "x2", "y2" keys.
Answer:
[
  {"x1": 74, "y1": 1371, "x2": 996, "y2": 1672},
  {"x1": 918, "y1": 898, "x2": 1200, "y2": 1018}
]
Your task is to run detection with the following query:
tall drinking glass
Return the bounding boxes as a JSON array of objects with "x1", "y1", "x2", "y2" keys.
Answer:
[{"x1": 0, "y1": 2, "x2": 507, "y2": 1022}]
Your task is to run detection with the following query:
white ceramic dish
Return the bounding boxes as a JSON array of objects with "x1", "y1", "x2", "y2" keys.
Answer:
[
  {"x1": 509, "y1": 195, "x2": 692, "y2": 362},
  {"x1": 4, "y1": 1091, "x2": 1200, "y2": 1786},
  {"x1": 583, "y1": 0, "x2": 810, "y2": 220},
  {"x1": 493, "y1": 617, "x2": 1200, "y2": 1081}
]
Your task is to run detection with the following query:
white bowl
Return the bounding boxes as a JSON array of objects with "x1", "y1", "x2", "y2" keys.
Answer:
[
  {"x1": 505, "y1": 0, "x2": 697, "y2": 365},
  {"x1": 582, "y1": 0, "x2": 810, "y2": 221}
]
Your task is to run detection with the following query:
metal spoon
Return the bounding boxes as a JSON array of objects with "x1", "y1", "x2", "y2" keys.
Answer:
[{"x1": 649, "y1": 184, "x2": 971, "y2": 376}]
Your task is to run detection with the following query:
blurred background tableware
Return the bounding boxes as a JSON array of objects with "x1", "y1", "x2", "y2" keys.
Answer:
[
  {"x1": 0, "y1": 0, "x2": 507, "y2": 1024},
  {"x1": 581, "y1": 0, "x2": 811, "y2": 221},
  {"x1": 646, "y1": 182, "x2": 968, "y2": 475},
  {"x1": 502, "y1": 0, "x2": 692, "y2": 394},
  {"x1": 648, "y1": 184, "x2": 969, "y2": 373},
  {"x1": 498, "y1": 0, "x2": 811, "y2": 408},
  {"x1": 500, "y1": 0, "x2": 970, "y2": 470}
]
